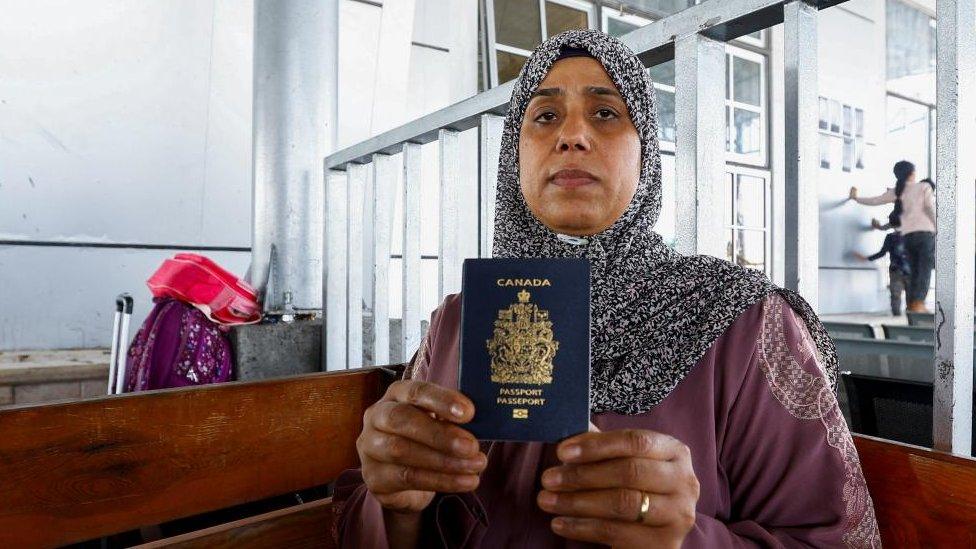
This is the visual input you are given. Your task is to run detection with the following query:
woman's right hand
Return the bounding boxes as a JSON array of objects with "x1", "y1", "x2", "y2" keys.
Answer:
[
  {"x1": 357, "y1": 379, "x2": 487, "y2": 514},
  {"x1": 849, "y1": 186, "x2": 858, "y2": 200}
]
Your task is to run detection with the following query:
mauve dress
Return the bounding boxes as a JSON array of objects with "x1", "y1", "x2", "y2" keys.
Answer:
[{"x1": 334, "y1": 294, "x2": 881, "y2": 548}]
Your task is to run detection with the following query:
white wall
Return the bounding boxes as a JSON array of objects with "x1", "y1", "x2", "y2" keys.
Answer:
[
  {"x1": 0, "y1": 0, "x2": 479, "y2": 350},
  {"x1": 815, "y1": 0, "x2": 895, "y2": 314},
  {"x1": 0, "y1": 0, "x2": 254, "y2": 351}
]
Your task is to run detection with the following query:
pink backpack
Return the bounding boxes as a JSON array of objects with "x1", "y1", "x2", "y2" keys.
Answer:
[{"x1": 147, "y1": 253, "x2": 261, "y2": 326}]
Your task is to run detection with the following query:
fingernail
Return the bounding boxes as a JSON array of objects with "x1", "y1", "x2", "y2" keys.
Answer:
[
  {"x1": 543, "y1": 470, "x2": 562, "y2": 487},
  {"x1": 552, "y1": 517, "x2": 567, "y2": 530},
  {"x1": 560, "y1": 444, "x2": 581, "y2": 461},
  {"x1": 538, "y1": 491, "x2": 556, "y2": 507},
  {"x1": 452, "y1": 437, "x2": 473, "y2": 454},
  {"x1": 450, "y1": 403, "x2": 465, "y2": 418}
]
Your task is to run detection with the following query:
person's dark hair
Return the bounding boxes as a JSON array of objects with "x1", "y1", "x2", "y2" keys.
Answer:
[
  {"x1": 889, "y1": 160, "x2": 916, "y2": 228},
  {"x1": 920, "y1": 177, "x2": 936, "y2": 191}
]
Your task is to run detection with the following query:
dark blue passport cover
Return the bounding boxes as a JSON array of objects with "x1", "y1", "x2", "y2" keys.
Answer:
[{"x1": 459, "y1": 258, "x2": 590, "y2": 442}]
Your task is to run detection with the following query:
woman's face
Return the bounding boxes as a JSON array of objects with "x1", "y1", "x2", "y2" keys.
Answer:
[{"x1": 518, "y1": 57, "x2": 641, "y2": 236}]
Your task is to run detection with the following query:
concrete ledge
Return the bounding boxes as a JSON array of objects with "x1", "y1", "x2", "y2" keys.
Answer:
[{"x1": 0, "y1": 349, "x2": 110, "y2": 407}]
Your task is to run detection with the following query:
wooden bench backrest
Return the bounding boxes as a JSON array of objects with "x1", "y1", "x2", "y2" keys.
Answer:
[
  {"x1": 0, "y1": 367, "x2": 395, "y2": 547},
  {"x1": 854, "y1": 435, "x2": 976, "y2": 546},
  {"x1": 4, "y1": 367, "x2": 976, "y2": 547}
]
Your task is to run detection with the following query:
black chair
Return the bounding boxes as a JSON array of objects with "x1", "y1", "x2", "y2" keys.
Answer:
[
  {"x1": 823, "y1": 321, "x2": 875, "y2": 339},
  {"x1": 907, "y1": 311, "x2": 935, "y2": 327},
  {"x1": 882, "y1": 324, "x2": 934, "y2": 344},
  {"x1": 842, "y1": 372, "x2": 976, "y2": 454}
]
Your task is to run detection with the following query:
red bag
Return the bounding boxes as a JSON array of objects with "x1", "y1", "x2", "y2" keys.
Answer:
[{"x1": 147, "y1": 253, "x2": 261, "y2": 326}]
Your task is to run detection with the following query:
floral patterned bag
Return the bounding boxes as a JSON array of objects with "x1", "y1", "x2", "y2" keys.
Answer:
[{"x1": 124, "y1": 297, "x2": 234, "y2": 391}]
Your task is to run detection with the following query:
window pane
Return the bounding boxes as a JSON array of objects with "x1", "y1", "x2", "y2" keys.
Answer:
[
  {"x1": 843, "y1": 137, "x2": 854, "y2": 172},
  {"x1": 855, "y1": 108, "x2": 865, "y2": 137},
  {"x1": 726, "y1": 230, "x2": 735, "y2": 263},
  {"x1": 725, "y1": 54, "x2": 731, "y2": 100},
  {"x1": 606, "y1": 18, "x2": 639, "y2": 38},
  {"x1": 545, "y1": 2, "x2": 588, "y2": 38},
  {"x1": 735, "y1": 230, "x2": 766, "y2": 271},
  {"x1": 732, "y1": 56, "x2": 761, "y2": 107},
  {"x1": 885, "y1": 95, "x2": 930, "y2": 176},
  {"x1": 819, "y1": 97, "x2": 829, "y2": 130},
  {"x1": 725, "y1": 173, "x2": 734, "y2": 229},
  {"x1": 732, "y1": 109, "x2": 761, "y2": 155},
  {"x1": 494, "y1": 0, "x2": 541, "y2": 51},
  {"x1": 642, "y1": 0, "x2": 696, "y2": 17},
  {"x1": 735, "y1": 175, "x2": 765, "y2": 228},
  {"x1": 497, "y1": 50, "x2": 528, "y2": 84},
  {"x1": 820, "y1": 134, "x2": 831, "y2": 169},
  {"x1": 842, "y1": 105, "x2": 853, "y2": 137},
  {"x1": 648, "y1": 60, "x2": 675, "y2": 88},
  {"x1": 656, "y1": 89, "x2": 676, "y2": 143},
  {"x1": 886, "y1": 0, "x2": 936, "y2": 81},
  {"x1": 830, "y1": 100, "x2": 841, "y2": 133}
]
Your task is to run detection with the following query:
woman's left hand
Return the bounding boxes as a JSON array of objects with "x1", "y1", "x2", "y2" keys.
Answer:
[{"x1": 537, "y1": 429, "x2": 699, "y2": 549}]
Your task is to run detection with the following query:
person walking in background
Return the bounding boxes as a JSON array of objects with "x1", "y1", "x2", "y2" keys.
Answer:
[
  {"x1": 854, "y1": 211, "x2": 911, "y2": 316},
  {"x1": 850, "y1": 160, "x2": 936, "y2": 313}
]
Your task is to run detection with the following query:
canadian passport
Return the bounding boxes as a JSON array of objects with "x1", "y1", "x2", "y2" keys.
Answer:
[{"x1": 459, "y1": 258, "x2": 590, "y2": 442}]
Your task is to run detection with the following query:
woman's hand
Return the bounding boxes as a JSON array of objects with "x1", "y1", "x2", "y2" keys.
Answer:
[
  {"x1": 537, "y1": 429, "x2": 699, "y2": 549},
  {"x1": 357, "y1": 380, "x2": 487, "y2": 514},
  {"x1": 849, "y1": 186, "x2": 859, "y2": 200}
]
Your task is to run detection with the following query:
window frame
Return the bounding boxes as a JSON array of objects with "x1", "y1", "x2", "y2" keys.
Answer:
[
  {"x1": 725, "y1": 44, "x2": 767, "y2": 166},
  {"x1": 541, "y1": 0, "x2": 596, "y2": 39},
  {"x1": 735, "y1": 29, "x2": 766, "y2": 48},
  {"x1": 486, "y1": 0, "x2": 597, "y2": 87},
  {"x1": 725, "y1": 166, "x2": 772, "y2": 275},
  {"x1": 599, "y1": 10, "x2": 679, "y2": 152}
]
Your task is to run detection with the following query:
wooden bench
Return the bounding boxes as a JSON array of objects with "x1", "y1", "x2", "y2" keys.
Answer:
[
  {"x1": 0, "y1": 367, "x2": 399, "y2": 548},
  {"x1": 2, "y1": 367, "x2": 976, "y2": 547}
]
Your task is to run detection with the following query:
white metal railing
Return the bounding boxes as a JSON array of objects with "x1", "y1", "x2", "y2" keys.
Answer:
[{"x1": 322, "y1": 0, "x2": 976, "y2": 454}]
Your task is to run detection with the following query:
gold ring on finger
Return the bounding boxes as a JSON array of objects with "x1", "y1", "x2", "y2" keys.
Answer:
[{"x1": 636, "y1": 491, "x2": 651, "y2": 523}]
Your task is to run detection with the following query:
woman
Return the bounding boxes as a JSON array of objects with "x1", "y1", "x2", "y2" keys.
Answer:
[
  {"x1": 850, "y1": 161, "x2": 936, "y2": 313},
  {"x1": 335, "y1": 30, "x2": 880, "y2": 548}
]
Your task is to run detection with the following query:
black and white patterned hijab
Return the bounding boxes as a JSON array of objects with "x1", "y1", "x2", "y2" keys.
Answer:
[{"x1": 493, "y1": 29, "x2": 837, "y2": 414}]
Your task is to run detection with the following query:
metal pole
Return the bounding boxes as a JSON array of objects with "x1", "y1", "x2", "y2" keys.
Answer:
[
  {"x1": 325, "y1": 172, "x2": 348, "y2": 371},
  {"x1": 370, "y1": 154, "x2": 396, "y2": 366},
  {"x1": 783, "y1": 0, "x2": 819, "y2": 311},
  {"x1": 933, "y1": 0, "x2": 976, "y2": 454},
  {"x1": 250, "y1": 0, "x2": 338, "y2": 313},
  {"x1": 401, "y1": 144, "x2": 423, "y2": 361},
  {"x1": 438, "y1": 130, "x2": 462, "y2": 297},
  {"x1": 478, "y1": 114, "x2": 504, "y2": 257},
  {"x1": 347, "y1": 164, "x2": 369, "y2": 369},
  {"x1": 673, "y1": 33, "x2": 726, "y2": 258}
]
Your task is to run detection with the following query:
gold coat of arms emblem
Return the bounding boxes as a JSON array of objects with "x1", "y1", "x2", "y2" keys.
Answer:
[{"x1": 486, "y1": 289, "x2": 559, "y2": 384}]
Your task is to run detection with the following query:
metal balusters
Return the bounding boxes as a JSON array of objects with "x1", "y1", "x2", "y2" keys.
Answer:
[
  {"x1": 439, "y1": 130, "x2": 462, "y2": 297},
  {"x1": 370, "y1": 154, "x2": 396, "y2": 367},
  {"x1": 673, "y1": 33, "x2": 726, "y2": 258},
  {"x1": 933, "y1": 0, "x2": 976, "y2": 454},
  {"x1": 346, "y1": 163, "x2": 368, "y2": 369},
  {"x1": 783, "y1": 0, "x2": 820, "y2": 311},
  {"x1": 324, "y1": 170, "x2": 348, "y2": 371},
  {"x1": 401, "y1": 143, "x2": 423, "y2": 361},
  {"x1": 478, "y1": 114, "x2": 504, "y2": 258}
]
